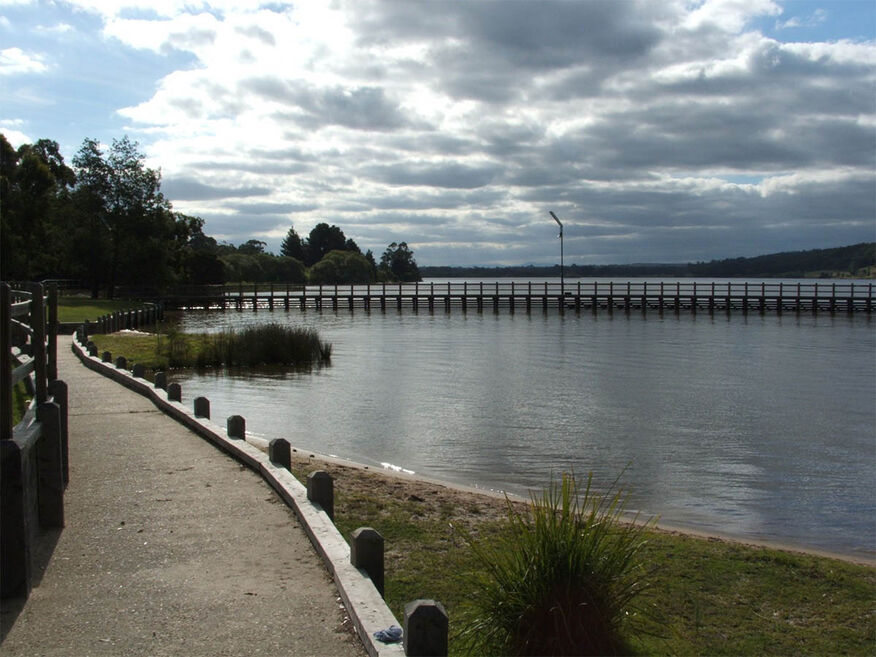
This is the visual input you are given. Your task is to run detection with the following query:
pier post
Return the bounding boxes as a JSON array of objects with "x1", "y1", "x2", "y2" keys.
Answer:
[
  {"x1": 307, "y1": 470, "x2": 334, "y2": 520},
  {"x1": 351, "y1": 527, "x2": 384, "y2": 597},
  {"x1": 193, "y1": 397, "x2": 210, "y2": 419},
  {"x1": 154, "y1": 372, "x2": 167, "y2": 390},
  {"x1": 268, "y1": 438, "x2": 291, "y2": 470},
  {"x1": 227, "y1": 415, "x2": 245, "y2": 439},
  {"x1": 404, "y1": 599, "x2": 449, "y2": 657},
  {"x1": 167, "y1": 383, "x2": 182, "y2": 402}
]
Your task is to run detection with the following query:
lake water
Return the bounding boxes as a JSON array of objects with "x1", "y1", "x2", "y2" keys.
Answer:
[{"x1": 169, "y1": 279, "x2": 876, "y2": 560}]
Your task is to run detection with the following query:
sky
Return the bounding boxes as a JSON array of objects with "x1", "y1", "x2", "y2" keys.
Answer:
[{"x1": 1, "y1": 0, "x2": 874, "y2": 266}]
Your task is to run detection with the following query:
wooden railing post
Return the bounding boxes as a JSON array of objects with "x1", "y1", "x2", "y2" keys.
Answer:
[
  {"x1": 47, "y1": 284, "x2": 58, "y2": 381},
  {"x1": 1, "y1": 283, "x2": 11, "y2": 441},
  {"x1": 29, "y1": 283, "x2": 47, "y2": 405}
]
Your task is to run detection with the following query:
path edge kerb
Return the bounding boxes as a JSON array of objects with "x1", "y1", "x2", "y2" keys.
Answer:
[{"x1": 70, "y1": 337, "x2": 404, "y2": 657}]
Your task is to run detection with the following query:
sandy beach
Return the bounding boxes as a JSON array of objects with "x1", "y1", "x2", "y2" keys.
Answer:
[{"x1": 271, "y1": 443, "x2": 875, "y2": 568}]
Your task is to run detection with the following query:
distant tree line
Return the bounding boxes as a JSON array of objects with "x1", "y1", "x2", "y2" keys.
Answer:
[
  {"x1": 1, "y1": 133, "x2": 421, "y2": 297},
  {"x1": 421, "y1": 243, "x2": 876, "y2": 280}
]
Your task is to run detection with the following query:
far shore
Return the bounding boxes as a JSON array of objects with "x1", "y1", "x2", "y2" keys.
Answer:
[{"x1": 246, "y1": 435, "x2": 875, "y2": 568}]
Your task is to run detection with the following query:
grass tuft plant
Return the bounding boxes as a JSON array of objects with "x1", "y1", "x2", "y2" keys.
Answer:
[
  {"x1": 457, "y1": 472, "x2": 654, "y2": 656},
  {"x1": 197, "y1": 323, "x2": 331, "y2": 368}
]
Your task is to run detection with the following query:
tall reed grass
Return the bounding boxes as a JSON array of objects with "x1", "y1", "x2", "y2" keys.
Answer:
[
  {"x1": 191, "y1": 323, "x2": 331, "y2": 368},
  {"x1": 458, "y1": 473, "x2": 654, "y2": 656}
]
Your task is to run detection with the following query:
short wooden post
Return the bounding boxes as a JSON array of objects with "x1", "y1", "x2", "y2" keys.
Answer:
[
  {"x1": 167, "y1": 383, "x2": 182, "y2": 402},
  {"x1": 36, "y1": 401, "x2": 64, "y2": 528},
  {"x1": 351, "y1": 527, "x2": 384, "y2": 597},
  {"x1": 193, "y1": 396, "x2": 210, "y2": 419},
  {"x1": 307, "y1": 470, "x2": 334, "y2": 520},
  {"x1": 227, "y1": 415, "x2": 245, "y2": 439},
  {"x1": 404, "y1": 599, "x2": 448, "y2": 657},
  {"x1": 269, "y1": 438, "x2": 291, "y2": 470},
  {"x1": 101, "y1": 351, "x2": 112, "y2": 363},
  {"x1": 132, "y1": 363, "x2": 146, "y2": 378},
  {"x1": 87, "y1": 341, "x2": 97, "y2": 357},
  {"x1": 154, "y1": 372, "x2": 167, "y2": 390},
  {"x1": 115, "y1": 356, "x2": 127, "y2": 370}
]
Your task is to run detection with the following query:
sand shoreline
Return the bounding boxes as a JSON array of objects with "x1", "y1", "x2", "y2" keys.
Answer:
[{"x1": 253, "y1": 438, "x2": 875, "y2": 568}]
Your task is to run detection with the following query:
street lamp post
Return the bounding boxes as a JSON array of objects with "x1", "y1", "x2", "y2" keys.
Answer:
[{"x1": 549, "y1": 211, "x2": 564, "y2": 296}]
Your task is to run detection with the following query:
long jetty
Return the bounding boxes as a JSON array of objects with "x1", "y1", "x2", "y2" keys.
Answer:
[{"x1": 160, "y1": 281, "x2": 874, "y2": 315}]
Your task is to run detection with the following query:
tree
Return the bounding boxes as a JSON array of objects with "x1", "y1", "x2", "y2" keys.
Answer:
[
  {"x1": 0, "y1": 135, "x2": 75, "y2": 280},
  {"x1": 379, "y1": 241, "x2": 421, "y2": 282},
  {"x1": 280, "y1": 226, "x2": 304, "y2": 260},
  {"x1": 70, "y1": 136, "x2": 175, "y2": 297},
  {"x1": 309, "y1": 250, "x2": 376, "y2": 284},
  {"x1": 238, "y1": 239, "x2": 267, "y2": 255},
  {"x1": 303, "y1": 222, "x2": 348, "y2": 266}
]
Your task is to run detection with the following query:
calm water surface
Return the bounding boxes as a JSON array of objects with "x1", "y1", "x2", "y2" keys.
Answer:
[{"x1": 170, "y1": 280, "x2": 876, "y2": 559}]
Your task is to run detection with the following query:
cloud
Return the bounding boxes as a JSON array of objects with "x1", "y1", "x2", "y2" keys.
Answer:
[
  {"x1": 161, "y1": 175, "x2": 270, "y2": 201},
  {"x1": 7, "y1": 0, "x2": 874, "y2": 264},
  {"x1": 0, "y1": 47, "x2": 47, "y2": 75}
]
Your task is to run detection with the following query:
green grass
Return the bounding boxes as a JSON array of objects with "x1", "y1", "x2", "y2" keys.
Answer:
[
  {"x1": 57, "y1": 297, "x2": 147, "y2": 323},
  {"x1": 11, "y1": 379, "x2": 32, "y2": 425},
  {"x1": 285, "y1": 459, "x2": 875, "y2": 657}
]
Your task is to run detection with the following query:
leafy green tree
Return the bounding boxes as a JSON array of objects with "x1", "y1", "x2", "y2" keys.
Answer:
[
  {"x1": 303, "y1": 222, "x2": 348, "y2": 266},
  {"x1": 238, "y1": 239, "x2": 267, "y2": 255},
  {"x1": 70, "y1": 136, "x2": 175, "y2": 297},
  {"x1": 309, "y1": 250, "x2": 375, "y2": 284},
  {"x1": 0, "y1": 135, "x2": 75, "y2": 280},
  {"x1": 280, "y1": 226, "x2": 304, "y2": 260},
  {"x1": 379, "y1": 241, "x2": 421, "y2": 282}
]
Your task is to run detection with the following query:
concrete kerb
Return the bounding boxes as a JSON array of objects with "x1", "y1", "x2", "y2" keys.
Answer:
[{"x1": 70, "y1": 337, "x2": 405, "y2": 657}]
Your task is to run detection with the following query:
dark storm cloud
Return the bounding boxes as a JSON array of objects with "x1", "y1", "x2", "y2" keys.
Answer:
[
  {"x1": 162, "y1": 176, "x2": 270, "y2": 201},
  {"x1": 225, "y1": 200, "x2": 316, "y2": 215},
  {"x1": 364, "y1": 161, "x2": 502, "y2": 189},
  {"x1": 240, "y1": 77, "x2": 409, "y2": 131},
  {"x1": 235, "y1": 24, "x2": 276, "y2": 46},
  {"x1": 350, "y1": 0, "x2": 662, "y2": 103}
]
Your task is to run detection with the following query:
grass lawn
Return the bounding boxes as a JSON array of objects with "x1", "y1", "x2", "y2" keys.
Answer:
[
  {"x1": 285, "y1": 455, "x2": 874, "y2": 656},
  {"x1": 57, "y1": 297, "x2": 149, "y2": 323}
]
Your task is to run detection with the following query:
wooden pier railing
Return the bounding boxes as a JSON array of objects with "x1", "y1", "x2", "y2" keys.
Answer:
[
  {"x1": 158, "y1": 280, "x2": 874, "y2": 315},
  {"x1": 1, "y1": 282, "x2": 68, "y2": 599}
]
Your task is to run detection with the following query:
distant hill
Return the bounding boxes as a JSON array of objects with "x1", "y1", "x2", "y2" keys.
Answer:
[{"x1": 421, "y1": 243, "x2": 876, "y2": 279}]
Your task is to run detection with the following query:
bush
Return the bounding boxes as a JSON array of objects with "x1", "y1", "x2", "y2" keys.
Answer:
[
  {"x1": 458, "y1": 473, "x2": 653, "y2": 656},
  {"x1": 197, "y1": 323, "x2": 331, "y2": 368}
]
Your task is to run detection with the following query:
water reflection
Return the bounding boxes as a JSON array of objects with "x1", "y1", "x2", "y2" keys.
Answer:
[{"x1": 170, "y1": 296, "x2": 875, "y2": 558}]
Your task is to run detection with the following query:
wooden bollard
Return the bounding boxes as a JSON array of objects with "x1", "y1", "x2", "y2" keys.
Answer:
[
  {"x1": 227, "y1": 415, "x2": 245, "y2": 439},
  {"x1": 86, "y1": 341, "x2": 97, "y2": 357},
  {"x1": 404, "y1": 599, "x2": 448, "y2": 657},
  {"x1": 154, "y1": 372, "x2": 167, "y2": 390},
  {"x1": 132, "y1": 363, "x2": 145, "y2": 378},
  {"x1": 193, "y1": 396, "x2": 210, "y2": 419},
  {"x1": 115, "y1": 356, "x2": 127, "y2": 370},
  {"x1": 101, "y1": 351, "x2": 112, "y2": 363},
  {"x1": 351, "y1": 527, "x2": 384, "y2": 597},
  {"x1": 167, "y1": 383, "x2": 182, "y2": 402},
  {"x1": 307, "y1": 470, "x2": 334, "y2": 520},
  {"x1": 269, "y1": 438, "x2": 291, "y2": 470}
]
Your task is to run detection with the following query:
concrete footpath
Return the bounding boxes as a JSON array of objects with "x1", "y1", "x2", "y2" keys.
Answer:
[{"x1": 0, "y1": 338, "x2": 366, "y2": 656}]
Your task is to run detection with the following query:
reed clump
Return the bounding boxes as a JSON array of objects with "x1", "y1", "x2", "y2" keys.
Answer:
[
  {"x1": 457, "y1": 472, "x2": 654, "y2": 656},
  {"x1": 195, "y1": 323, "x2": 332, "y2": 368}
]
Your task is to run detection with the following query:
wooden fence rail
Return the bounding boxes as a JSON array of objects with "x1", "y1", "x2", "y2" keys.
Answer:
[{"x1": 1, "y1": 281, "x2": 68, "y2": 599}]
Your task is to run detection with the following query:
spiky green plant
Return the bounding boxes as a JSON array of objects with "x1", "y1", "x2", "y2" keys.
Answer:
[{"x1": 457, "y1": 473, "x2": 654, "y2": 656}]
